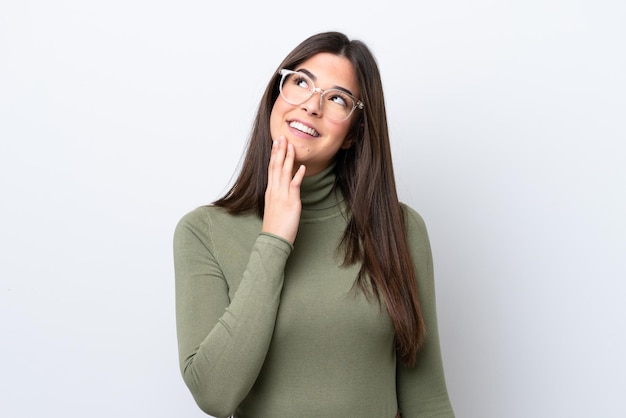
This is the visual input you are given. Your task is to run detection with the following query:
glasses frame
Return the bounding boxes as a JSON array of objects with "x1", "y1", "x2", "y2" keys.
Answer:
[{"x1": 278, "y1": 69, "x2": 364, "y2": 122}]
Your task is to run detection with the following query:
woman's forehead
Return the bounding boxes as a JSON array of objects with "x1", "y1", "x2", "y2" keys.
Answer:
[{"x1": 294, "y1": 53, "x2": 359, "y2": 95}]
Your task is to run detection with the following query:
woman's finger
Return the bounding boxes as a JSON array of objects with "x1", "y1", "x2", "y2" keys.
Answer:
[
  {"x1": 267, "y1": 136, "x2": 286, "y2": 191},
  {"x1": 291, "y1": 164, "x2": 306, "y2": 195},
  {"x1": 280, "y1": 142, "x2": 296, "y2": 187}
]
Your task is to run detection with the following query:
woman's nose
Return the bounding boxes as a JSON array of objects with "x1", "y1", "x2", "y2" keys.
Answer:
[{"x1": 301, "y1": 89, "x2": 323, "y2": 117}]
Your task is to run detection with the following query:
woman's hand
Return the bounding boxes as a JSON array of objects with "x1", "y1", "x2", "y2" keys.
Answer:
[{"x1": 262, "y1": 136, "x2": 306, "y2": 244}]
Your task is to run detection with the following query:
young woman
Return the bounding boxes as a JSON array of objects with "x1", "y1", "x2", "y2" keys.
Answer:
[{"x1": 174, "y1": 31, "x2": 455, "y2": 418}]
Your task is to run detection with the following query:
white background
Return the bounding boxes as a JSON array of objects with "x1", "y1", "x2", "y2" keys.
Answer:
[{"x1": 1, "y1": 1, "x2": 625, "y2": 417}]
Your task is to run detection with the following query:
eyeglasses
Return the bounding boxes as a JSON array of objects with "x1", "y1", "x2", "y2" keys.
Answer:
[{"x1": 278, "y1": 69, "x2": 364, "y2": 122}]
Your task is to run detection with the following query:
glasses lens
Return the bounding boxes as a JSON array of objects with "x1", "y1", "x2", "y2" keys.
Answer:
[
  {"x1": 320, "y1": 89, "x2": 355, "y2": 121},
  {"x1": 280, "y1": 71, "x2": 314, "y2": 105},
  {"x1": 279, "y1": 70, "x2": 357, "y2": 121}
]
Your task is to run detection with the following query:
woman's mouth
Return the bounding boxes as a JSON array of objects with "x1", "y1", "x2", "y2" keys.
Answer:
[{"x1": 289, "y1": 121, "x2": 320, "y2": 137}]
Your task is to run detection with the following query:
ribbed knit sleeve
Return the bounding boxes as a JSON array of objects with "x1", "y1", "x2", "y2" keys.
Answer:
[
  {"x1": 173, "y1": 207, "x2": 292, "y2": 418},
  {"x1": 396, "y1": 205, "x2": 455, "y2": 417}
]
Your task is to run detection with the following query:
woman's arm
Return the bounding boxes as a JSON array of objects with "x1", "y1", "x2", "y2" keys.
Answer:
[
  {"x1": 174, "y1": 211, "x2": 291, "y2": 417},
  {"x1": 396, "y1": 206, "x2": 455, "y2": 417},
  {"x1": 174, "y1": 137, "x2": 305, "y2": 417}
]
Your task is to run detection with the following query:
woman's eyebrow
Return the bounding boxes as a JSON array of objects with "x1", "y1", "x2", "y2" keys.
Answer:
[{"x1": 295, "y1": 67, "x2": 356, "y2": 97}]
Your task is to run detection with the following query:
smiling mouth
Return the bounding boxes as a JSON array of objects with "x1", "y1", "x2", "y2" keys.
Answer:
[{"x1": 289, "y1": 121, "x2": 320, "y2": 137}]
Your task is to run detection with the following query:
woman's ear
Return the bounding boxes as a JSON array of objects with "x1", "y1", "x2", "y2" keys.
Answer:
[
  {"x1": 341, "y1": 120, "x2": 363, "y2": 149},
  {"x1": 340, "y1": 137, "x2": 354, "y2": 149}
]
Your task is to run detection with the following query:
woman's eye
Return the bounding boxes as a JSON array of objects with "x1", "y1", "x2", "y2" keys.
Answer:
[
  {"x1": 294, "y1": 77, "x2": 310, "y2": 90},
  {"x1": 329, "y1": 93, "x2": 348, "y2": 108}
]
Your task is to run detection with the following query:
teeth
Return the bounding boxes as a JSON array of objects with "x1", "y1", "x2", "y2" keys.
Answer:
[{"x1": 289, "y1": 121, "x2": 319, "y2": 137}]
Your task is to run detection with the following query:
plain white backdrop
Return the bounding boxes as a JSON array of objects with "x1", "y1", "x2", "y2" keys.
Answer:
[{"x1": 1, "y1": 1, "x2": 625, "y2": 417}]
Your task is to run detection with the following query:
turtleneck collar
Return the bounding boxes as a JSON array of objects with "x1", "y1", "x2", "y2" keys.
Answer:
[{"x1": 299, "y1": 162, "x2": 344, "y2": 218}]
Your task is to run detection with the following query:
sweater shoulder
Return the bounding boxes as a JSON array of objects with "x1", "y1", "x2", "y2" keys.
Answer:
[
  {"x1": 174, "y1": 205, "x2": 260, "y2": 248},
  {"x1": 399, "y1": 202, "x2": 428, "y2": 235},
  {"x1": 176, "y1": 205, "x2": 259, "y2": 230},
  {"x1": 399, "y1": 202, "x2": 433, "y2": 277}
]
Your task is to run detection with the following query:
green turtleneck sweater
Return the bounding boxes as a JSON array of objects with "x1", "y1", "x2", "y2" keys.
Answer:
[{"x1": 173, "y1": 165, "x2": 454, "y2": 418}]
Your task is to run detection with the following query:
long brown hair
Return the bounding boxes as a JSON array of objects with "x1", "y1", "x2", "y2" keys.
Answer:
[{"x1": 213, "y1": 32, "x2": 425, "y2": 366}]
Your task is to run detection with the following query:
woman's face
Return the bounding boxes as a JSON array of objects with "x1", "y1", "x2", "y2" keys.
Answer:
[{"x1": 270, "y1": 52, "x2": 360, "y2": 176}]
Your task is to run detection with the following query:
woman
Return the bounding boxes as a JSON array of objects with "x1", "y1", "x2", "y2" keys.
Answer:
[{"x1": 174, "y1": 31, "x2": 455, "y2": 417}]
